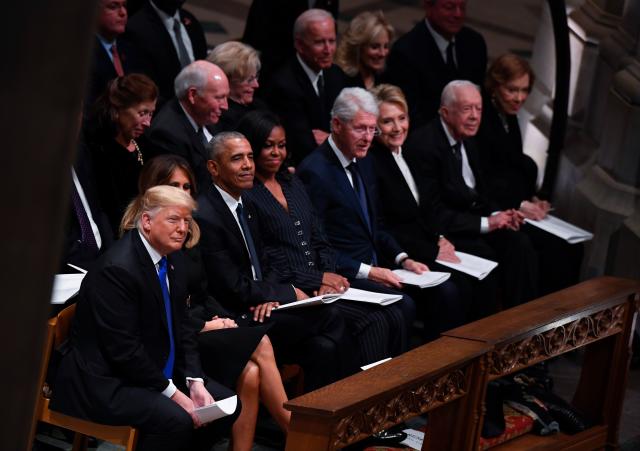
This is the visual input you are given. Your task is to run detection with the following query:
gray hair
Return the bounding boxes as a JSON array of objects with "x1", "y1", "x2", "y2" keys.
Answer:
[
  {"x1": 331, "y1": 87, "x2": 379, "y2": 123},
  {"x1": 207, "y1": 41, "x2": 261, "y2": 82},
  {"x1": 294, "y1": 8, "x2": 334, "y2": 39},
  {"x1": 174, "y1": 61, "x2": 213, "y2": 99},
  {"x1": 440, "y1": 80, "x2": 480, "y2": 107},
  {"x1": 208, "y1": 131, "x2": 247, "y2": 161}
]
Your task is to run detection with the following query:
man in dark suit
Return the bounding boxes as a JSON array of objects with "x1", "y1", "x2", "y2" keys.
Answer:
[
  {"x1": 51, "y1": 186, "x2": 239, "y2": 451},
  {"x1": 243, "y1": 0, "x2": 339, "y2": 88},
  {"x1": 86, "y1": 0, "x2": 141, "y2": 106},
  {"x1": 406, "y1": 80, "x2": 538, "y2": 308},
  {"x1": 298, "y1": 87, "x2": 468, "y2": 341},
  {"x1": 266, "y1": 9, "x2": 350, "y2": 164},
  {"x1": 196, "y1": 132, "x2": 356, "y2": 390},
  {"x1": 384, "y1": 0, "x2": 487, "y2": 129},
  {"x1": 146, "y1": 60, "x2": 229, "y2": 193},
  {"x1": 126, "y1": 0, "x2": 207, "y2": 103},
  {"x1": 61, "y1": 142, "x2": 114, "y2": 273}
]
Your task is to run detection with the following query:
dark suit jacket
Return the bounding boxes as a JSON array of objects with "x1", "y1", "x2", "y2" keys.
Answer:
[
  {"x1": 126, "y1": 2, "x2": 207, "y2": 102},
  {"x1": 242, "y1": 0, "x2": 339, "y2": 87},
  {"x1": 51, "y1": 231, "x2": 203, "y2": 421},
  {"x1": 405, "y1": 118, "x2": 496, "y2": 237},
  {"x1": 384, "y1": 21, "x2": 487, "y2": 129},
  {"x1": 369, "y1": 141, "x2": 440, "y2": 263},
  {"x1": 86, "y1": 36, "x2": 141, "y2": 106},
  {"x1": 145, "y1": 98, "x2": 211, "y2": 193},
  {"x1": 244, "y1": 174, "x2": 336, "y2": 293},
  {"x1": 476, "y1": 97, "x2": 538, "y2": 210},
  {"x1": 61, "y1": 143, "x2": 114, "y2": 272},
  {"x1": 195, "y1": 185, "x2": 296, "y2": 315},
  {"x1": 297, "y1": 141, "x2": 403, "y2": 279},
  {"x1": 266, "y1": 59, "x2": 349, "y2": 164}
]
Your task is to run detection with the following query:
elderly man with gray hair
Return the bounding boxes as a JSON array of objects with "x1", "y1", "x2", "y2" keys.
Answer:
[
  {"x1": 266, "y1": 8, "x2": 351, "y2": 164},
  {"x1": 298, "y1": 87, "x2": 469, "y2": 344},
  {"x1": 404, "y1": 80, "x2": 539, "y2": 308},
  {"x1": 146, "y1": 60, "x2": 230, "y2": 192}
]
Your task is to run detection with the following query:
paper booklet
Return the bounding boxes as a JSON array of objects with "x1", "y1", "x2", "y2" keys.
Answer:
[
  {"x1": 273, "y1": 293, "x2": 342, "y2": 311},
  {"x1": 341, "y1": 287, "x2": 403, "y2": 306},
  {"x1": 193, "y1": 395, "x2": 238, "y2": 423},
  {"x1": 50, "y1": 273, "x2": 86, "y2": 304},
  {"x1": 525, "y1": 214, "x2": 594, "y2": 244},
  {"x1": 274, "y1": 287, "x2": 403, "y2": 310},
  {"x1": 392, "y1": 270, "x2": 450, "y2": 288},
  {"x1": 436, "y1": 251, "x2": 498, "y2": 280}
]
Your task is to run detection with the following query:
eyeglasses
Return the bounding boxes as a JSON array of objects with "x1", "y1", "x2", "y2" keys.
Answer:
[{"x1": 348, "y1": 125, "x2": 381, "y2": 137}]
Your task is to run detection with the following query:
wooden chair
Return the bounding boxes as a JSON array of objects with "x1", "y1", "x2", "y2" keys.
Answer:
[{"x1": 29, "y1": 304, "x2": 138, "y2": 451}]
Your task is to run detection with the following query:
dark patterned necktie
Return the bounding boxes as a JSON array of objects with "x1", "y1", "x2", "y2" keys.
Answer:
[
  {"x1": 236, "y1": 203, "x2": 263, "y2": 280},
  {"x1": 71, "y1": 183, "x2": 98, "y2": 252},
  {"x1": 173, "y1": 18, "x2": 191, "y2": 68}
]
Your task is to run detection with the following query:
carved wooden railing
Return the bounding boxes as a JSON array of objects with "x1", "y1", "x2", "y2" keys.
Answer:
[
  {"x1": 284, "y1": 337, "x2": 490, "y2": 450},
  {"x1": 284, "y1": 276, "x2": 640, "y2": 451}
]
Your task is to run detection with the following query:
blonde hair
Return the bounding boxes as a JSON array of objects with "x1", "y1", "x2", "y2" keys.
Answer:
[
  {"x1": 207, "y1": 41, "x2": 261, "y2": 83},
  {"x1": 120, "y1": 185, "x2": 201, "y2": 248},
  {"x1": 335, "y1": 11, "x2": 394, "y2": 77},
  {"x1": 370, "y1": 83, "x2": 408, "y2": 114}
]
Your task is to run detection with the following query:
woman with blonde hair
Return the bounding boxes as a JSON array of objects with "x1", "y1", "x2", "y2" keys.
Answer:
[
  {"x1": 207, "y1": 41, "x2": 267, "y2": 130},
  {"x1": 335, "y1": 10, "x2": 394, "y2": 89}
]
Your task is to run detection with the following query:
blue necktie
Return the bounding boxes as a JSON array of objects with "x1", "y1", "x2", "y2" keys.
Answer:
[
  {"x1": 236, "y1": 203, "x2": 263, "y2": 280},
  {"x1": 158, "y1": 257, "x2": 175, "y2": 379},
  {"x1": 347, "y1": 162, "x2": 377, "y2": 265}
]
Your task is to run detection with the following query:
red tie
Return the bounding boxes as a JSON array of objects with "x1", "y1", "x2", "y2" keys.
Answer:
[{"x1": 111, "y1": 44, "x2": 124, "y2": 77}]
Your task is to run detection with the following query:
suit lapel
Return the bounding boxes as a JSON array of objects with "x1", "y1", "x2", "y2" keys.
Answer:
[
  {"x1": 377, "y1": 145, "x2": 419, "y2": 211},
  {"x1": 322, "y1": 144, "x2": 374, "y2": 237},
  {"x1": 133, "y1": 232, "x2": 169, "y2": 331},
  {"x1": 143, "y1": 3, "x2": 182, "y2": 71}
]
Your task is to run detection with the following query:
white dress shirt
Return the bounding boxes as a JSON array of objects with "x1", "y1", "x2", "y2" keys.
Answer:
[
  {"x1": 440, "y1": 119, "x2": 490, "y2": 233},
  {"x1": 425, "y1": 19, "x2": 457, "y2": 66},
  {"x1": 71, "y1": 169, "x2": 102, "y2": 249},
  {"x1": 390, "y1": 147, "x2": 420, "y2": 205},
  {"x1": 138, "y1": 231, "x2": 203, "y2": 397},
  {"x1": 214, "y1": 184, "x2": 258, "y2": 280},
  {"x1": 179, "y1": 101, "x2": 213, "y2": 143},
  {"x1": 296, "y1": 53, "x2": 323, "y2": 96}
]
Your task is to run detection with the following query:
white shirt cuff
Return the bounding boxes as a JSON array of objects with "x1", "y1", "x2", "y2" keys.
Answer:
[
  {"x1": 162, "y1": 379, "x2": 177, "y2": 398},
  {"x1": 480, "y1": 217, "x2": 490, "y2": 234},
  {"x1": 357, "y1": 263, "x2": 372, "y2": 279},
  {"x1": 395, "y1": 252, "x2": 409, "y2": 266},
  {"x1": 186, "y1": 377, "x2": 204, "y2": 388}
]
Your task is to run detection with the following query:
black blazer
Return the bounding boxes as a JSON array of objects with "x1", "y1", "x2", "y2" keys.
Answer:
[
  {"x1": 297, "y1": 141, "x2": 403, "y2": 279},
  {"x1": 476, "y1": 98, "x2": 538, "y2": 210},
  {"x1": 61, "y1": 143, "x2": 114, "y2": 272},
  {"x1": 125, "y1": 2, "x2": 207, "y2": 102},
  {"x1": 384, "y1": 21, "x2": 487, "y2": 129},
  {"x1": 244, "y1": 175, "x2": 336, "y2": 293},
  {"x1": 405, "y1": 118, "x2": 496, "y2": 237},
  {"x1": 266, "y1": 59, "x2": 349, "y2": 164},
  {"x1": 369, "y1": 141, "x2": 440, "y2": 263},
  {"x1": 145, "y1": 98, "x2": 211, "y2": 193},
  {"x1": 51, "y1": 231, "x2": 202, "y2": 421},
  {"x1": 85, "y1": 36, "x2": 142, "y2": 106},
  {"x1": 195, "y1": 185, "x2": 297, "y2": 315}
]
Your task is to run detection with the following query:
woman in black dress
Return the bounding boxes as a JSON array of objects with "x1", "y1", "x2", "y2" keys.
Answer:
[
  {"x1": 85, "y1": 73, "x2": 157, "y2": 234},
  {"x1": 123, "y1": 155, "x2": 290, "y2": 451}
]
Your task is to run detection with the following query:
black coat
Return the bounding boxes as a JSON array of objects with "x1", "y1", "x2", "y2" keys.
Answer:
[
  {"x1": 51, "y1": 231, "x2": 203, "y2": 421},
  {"x1": 369, "y1": 141, "x2": 440, "y2": 263},
  {"x1": 126, "y1": 3, "x2": 207, "y2": 103},
  {"x1": 266, "y1": 59, "x2": 350, "y2": 164},
  {"x1": 384, "y1": 21, "x2": 487, "y2": 129}
]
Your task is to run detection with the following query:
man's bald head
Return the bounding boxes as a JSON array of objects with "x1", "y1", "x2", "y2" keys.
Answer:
[{"x1": 175, "y1": 60, "x2": 230, "y2": 126}]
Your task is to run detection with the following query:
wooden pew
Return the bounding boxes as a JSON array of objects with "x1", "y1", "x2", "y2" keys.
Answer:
[
  {"x1": 443, "y1": 276, "x2": 640, "y2": 450},
  {"x1": 284, "y1": 276, "x2": 640, "y2": 451},
  {"x1": 284, "y1": 337, "x2": 490, "y2": 450}
]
